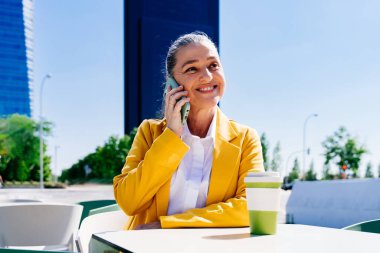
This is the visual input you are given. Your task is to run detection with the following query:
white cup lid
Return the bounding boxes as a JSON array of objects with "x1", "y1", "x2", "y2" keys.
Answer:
[
  {"x1": 246, "y1": 171, "x2": 280, "y2": 177},
  {"x1": 244, "y1": 176, "x2": 283, "y2": 183}
]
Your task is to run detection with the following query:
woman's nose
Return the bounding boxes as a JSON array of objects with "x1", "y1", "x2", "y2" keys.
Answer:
[{"x1": 199, "y1": 68, "x2": 212, "y2": 82}]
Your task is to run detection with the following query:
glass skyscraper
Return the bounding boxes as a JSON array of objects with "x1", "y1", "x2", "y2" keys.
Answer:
[{"x1": 0, "y1": 0, "x2": 33, "y2": 117}]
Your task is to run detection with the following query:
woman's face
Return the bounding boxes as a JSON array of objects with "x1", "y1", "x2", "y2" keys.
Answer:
[{"x1": 172, "y1": 41, "x2": 225, "y2": 111}]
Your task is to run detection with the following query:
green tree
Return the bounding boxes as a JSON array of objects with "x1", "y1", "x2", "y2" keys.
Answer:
[
  {"x1": 365, "y1": 162, "x2": 374, "y2": 178},
  {"x1": 322, "y1": 126, "x2": 367, "y2": 178},
  {"x1": 378, "y1": 164, "x2": 380, "y2": 178},
  {"x1": 305, "y1": 160, "x2": 317, "y2": 181},
  {"x1": 322, "y1": 164, "x2": 334, "y2": 180},
  {"x1": 260, "y1": 133, "x2": 270, "y2": 171},
  {"x1": 0, "y1": 114, "x2": 52, "y2": 182},
  {"x1": 287, "y1": 158, "x2": 300, "y2": 183},
  {"x1": 60, "y1": 128, "x2": 137, "y2": 184},
  {"x1": 270, "y1": 142, "x2": 281, "y2": 172}
]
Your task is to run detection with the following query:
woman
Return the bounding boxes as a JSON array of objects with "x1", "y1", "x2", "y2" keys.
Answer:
[{"x1": 113, "y1": 32, "x2": 264, "y2": 230}]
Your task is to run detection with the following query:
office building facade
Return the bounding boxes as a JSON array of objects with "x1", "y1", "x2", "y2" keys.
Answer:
[
  {"x1": 124, "y1": 0, "x2": 219, "y2": 132},
  {"x1": 0, "y1": 0, "x2": 33, "y2": 117}
]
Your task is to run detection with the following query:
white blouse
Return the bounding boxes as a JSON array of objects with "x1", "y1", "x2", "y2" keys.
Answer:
[{"x1": 167, "y1": 113, "x2": 216, "y2": 215}]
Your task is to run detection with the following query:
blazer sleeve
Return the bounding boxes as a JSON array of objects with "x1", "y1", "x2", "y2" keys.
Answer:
[
  {"x1": 159, "y1": 127, "x2": 264, "y2": 228},
  {"x1": 113, "y1": 120, "x2": 189, "y2": 216}
]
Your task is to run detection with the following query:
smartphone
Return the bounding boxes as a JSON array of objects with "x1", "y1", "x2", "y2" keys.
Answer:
[{"x1": 164, "y1": 77, "x2": 190, "y2": 125}]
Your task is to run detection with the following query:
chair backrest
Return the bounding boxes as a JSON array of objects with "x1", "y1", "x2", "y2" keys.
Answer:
[
  {"x1": 88, "y1": 203, "x2": 120, "y2": 216},
  {"x1": 0, "y1": 203, "x2": 83, "y2": 250},
  {"x1": 0, "y1": 249, "x2": 76, "y2": 253},
  {"x1": 342, "y1": 219, "x2": 380, "y2": 234},
  {"x1": 0, "y1": 199, "x2": 42, "y2": 203},
  {"x1": 77, "y1": 200, "x2": 116, "y2": 224},
  {"x1": 77, "y1": 210, "x2": 129, "y2": 253}
]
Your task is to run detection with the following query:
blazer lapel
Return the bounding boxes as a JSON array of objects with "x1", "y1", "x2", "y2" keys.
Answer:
[
  {"x1": 156, "y1": 110, "x2": 241, "y2": 212},
  {"x1": 206, "y1": 108, "x2": 241, "y2": 205}
]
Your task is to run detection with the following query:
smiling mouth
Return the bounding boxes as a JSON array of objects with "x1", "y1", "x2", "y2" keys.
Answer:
[{"x1": 196, "y1": 85, "x2": 217, "y2": 93}]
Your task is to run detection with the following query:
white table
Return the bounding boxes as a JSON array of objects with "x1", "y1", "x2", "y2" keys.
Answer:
[{"x1": 91, "y1": 224, "x2": 380, "y2": 253}]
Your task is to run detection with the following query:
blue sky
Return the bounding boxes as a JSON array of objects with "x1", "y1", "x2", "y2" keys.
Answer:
[{"x1": 33, "y1": 0, "x2": 380, "y2": 177}]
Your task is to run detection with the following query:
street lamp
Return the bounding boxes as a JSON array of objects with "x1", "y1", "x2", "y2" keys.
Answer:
[
  {"x1": 302, "y1": 113, "x2": 318, "y2": 176},
  {"x1": 54, "y1": 145, "x2": 60, "y2": 183},
  {"x1": 284, "y1": 149, "x2": 304, "y2": 179},
  {"x1": 39, "y1": 73, "x2": 52, "y2": 189}
]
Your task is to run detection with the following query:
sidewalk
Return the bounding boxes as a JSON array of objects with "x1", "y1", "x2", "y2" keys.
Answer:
[
  {"x1": 0, "y1": 184, "x2": 114, "y2": 204},
  {"x1": 0, "y1": 185, "x2": 291, "y2": 223}
]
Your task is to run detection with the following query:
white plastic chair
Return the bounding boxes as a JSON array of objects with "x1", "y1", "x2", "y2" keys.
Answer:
[
  {"x1": 0, "y1": 202, "x2": 83, "y2": 251},
  {"x1": 76, "y1": 210, "x2": 129, "y2": 253},
  {"x1": 0, "y1": 199, "x2": 42, "y2": 203}
]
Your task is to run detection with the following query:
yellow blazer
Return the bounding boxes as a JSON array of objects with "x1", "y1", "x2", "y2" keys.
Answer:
[{"x1": 113, "y1": 108, "x2": 264, "y2": 229}]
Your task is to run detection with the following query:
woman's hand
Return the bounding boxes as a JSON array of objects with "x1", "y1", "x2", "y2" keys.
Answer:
[
  {"x1": 134, "y1": 221, "x2": 162, "y2": 230},
  {"x1": 165, "y1": 85, "x2": 190, "y2": 137}
]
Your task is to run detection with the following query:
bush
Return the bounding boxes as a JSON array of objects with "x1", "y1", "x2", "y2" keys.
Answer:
[{"x1": 59, "y1": 128, "x2": 137, "y2": 184}]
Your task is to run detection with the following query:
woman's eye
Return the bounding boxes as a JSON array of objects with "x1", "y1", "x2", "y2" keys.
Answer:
[
  {"x1": 209, "y1": 63, "x2": 219, "y2": 70},
  {"x1": 185, "y1": 67, "x2": 197, "y2": 73}
]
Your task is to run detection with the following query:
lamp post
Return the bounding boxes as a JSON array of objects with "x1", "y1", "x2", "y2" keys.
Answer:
[
  {"x1": 39, "y1": 74, "x2": 52, "y2": 190},
  {"x1": 54, "y1": 145, "x2": 60, "y2": 183},
  {"x1": 284, "y1": 149, "x2": 304, "y2": 179},
  {"x1": 302, "y1": 113, "x2": 318, "y2": 177}
]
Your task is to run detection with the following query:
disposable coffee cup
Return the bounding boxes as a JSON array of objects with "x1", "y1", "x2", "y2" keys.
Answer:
[{"x1": 245, "y1": 171, "x2": 282, "y2": 235}]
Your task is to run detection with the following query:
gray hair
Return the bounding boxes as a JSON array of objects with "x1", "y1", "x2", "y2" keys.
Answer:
[
  {"x1": 165, "y1": 31, "x2": 218, "y2": 79},
  {"x1": 157, "y1": 32, "x2": 217, "y2": 118}
]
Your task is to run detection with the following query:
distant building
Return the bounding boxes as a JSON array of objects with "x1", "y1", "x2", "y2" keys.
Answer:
[
  {"x1": 0, "y1": 0, "x2": 33, "y2": 117},
  {"x1": 123, "y1": 0, "x2": 219, "y2": 132}
]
